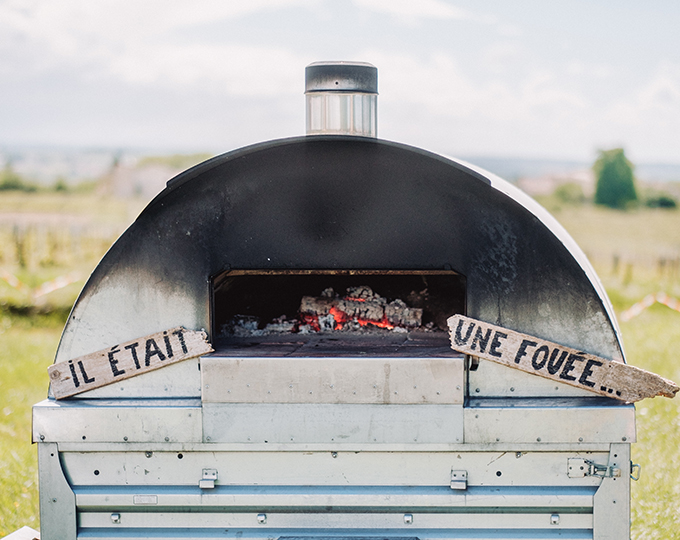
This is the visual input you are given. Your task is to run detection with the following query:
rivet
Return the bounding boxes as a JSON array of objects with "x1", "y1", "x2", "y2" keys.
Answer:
[
  {"x1": 205, "y1": 384, "x2": 209, "y2": 389},
  {"x1": 536, "y1": 437, "x2": 542, "y2": 442},
  {"x1": 331, "y1": 452, "x2": 338, "y2": 458},
  {"x1": 123, "y1": 436, "x2": 128, "y2": 441},
  {"x1": 475, "y1": 388, "x2": 480, "y2": 393},
  {"x1": 456, "y1": 385, "x2": 461, "y2": 390},
  {"x1": 111, "y1": 512, "x2": 121, "y2": 524},
  {"x1": 164, "y1": 437, "x2": 169, "y2": 442},
  {"x1": 373, "y1": 384, "x2": 377, "y2": 388},
  {"x1": 394, "y1": 391, "x2": 398, "y2": 395},
  {"x1": 622, "y1": 437, "x2": 627, "y2": 441},
  {"x1": 145, "y1": 451, "x2": 152, "y2": 458},
  {"x1": 550, "y1": 513, "x2": 560, "y2": 525},
  {"x1": 510, "y1": 387, "x2": 515, "y2": 392},
  {"x1": 403, "y1": 513, "x2": 413, "y2": 524},
  {"x1": 578, "y1": 437, "x2": 583, "y2": 442},
  {"x1": 206, "y1": 436, "x2": 211, "y2": 441},
  {"x1": 39, "y1": 434, "x2": 45, "y2": 441},
  {"x1": 257, "y1": 513, "x2": 267, "y2": 524},
  {"x1": 309, "y1": 391, "x2": 313, "y2": 394},
  {"x1": 247, "y1": 437, "x2": 251, "y2": 441},
  {"x1": 413, "y1": 385, "x2": 417, "y2": 389},
  {"x1": 436, "y1": 391, "x2": 441, "y2": 395},
  {"x1": 52, "y1": 498, "x2": 57, "y2": 503},
  {"x1": 289, "y1": 384, "x2": 293, "y2": 388},
  {"x1": 496, "y1": 438, "x2": 500, "y2": 442}
]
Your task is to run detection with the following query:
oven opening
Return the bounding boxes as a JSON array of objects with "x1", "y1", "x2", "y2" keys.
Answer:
[{"x1": 211, "y1": 270, "x2": 465, "y2": 354}]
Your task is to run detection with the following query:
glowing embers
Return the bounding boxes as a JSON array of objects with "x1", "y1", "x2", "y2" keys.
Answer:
[
  {"x1": 223, "y1": 286, "x2": 425, "y2": 336},
  {"x1": 300, "y1": 286, "x2": 421, "y2": 332}
]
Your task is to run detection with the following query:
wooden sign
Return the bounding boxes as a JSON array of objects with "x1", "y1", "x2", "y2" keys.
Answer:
[
  {"x1": 48, "y1": 327, "x2": 213, "y2": 399},
  {"x1": 448, "y1": 314, "x2": 678, "y2": 403}
]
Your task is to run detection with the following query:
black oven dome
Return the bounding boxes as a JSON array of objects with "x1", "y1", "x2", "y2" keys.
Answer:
[{"x1": 55, "y1": 136, "x2": 623, "y2": 365}]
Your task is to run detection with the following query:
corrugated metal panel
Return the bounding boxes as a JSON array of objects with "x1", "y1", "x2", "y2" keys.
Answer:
[
  {"x1": 56, "y1": 449, "x2": 616, "y2": 539},
  {"x1": 74, "y1": 485, "x2": 595, "y2": 538}
]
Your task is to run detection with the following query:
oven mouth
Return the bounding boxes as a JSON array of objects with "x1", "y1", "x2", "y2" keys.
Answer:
[{"x1": 211, "y1": 269, "x2": 466, "y2": 351}]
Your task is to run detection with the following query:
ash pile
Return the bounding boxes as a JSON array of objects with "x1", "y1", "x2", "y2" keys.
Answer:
[{"x1": 223, "y1": 286, "x2": 436, "y2": 337}]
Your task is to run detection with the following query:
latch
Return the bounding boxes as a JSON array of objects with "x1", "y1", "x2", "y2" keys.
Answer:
[
  {"x1": 630, "y1": 461, "x2": 641, "y2": 481},
  {"x1": 200, "y1": 468, "x2": 218, "y2": 489},
  {"x1": 568, "y1": 458, "x2": 621, "y2": 479},
  {"x1": 450, "y1": 469, "x2": 468, "y2": 490}
]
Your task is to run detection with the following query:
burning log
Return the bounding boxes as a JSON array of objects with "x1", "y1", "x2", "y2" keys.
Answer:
[{"x1": 299, "y1": 286, "x2": 422, "y2": 332}]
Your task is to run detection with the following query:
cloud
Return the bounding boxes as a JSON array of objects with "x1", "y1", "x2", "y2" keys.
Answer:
[
  {"x1": 0, "y1": 0, "x2": 314, "y2": 94},
  {"x1": 352, "y1": 0, "x2": 471, "y2": 23},
  {"x1": 366, "y1": 50, "x2": 587, "y2": 123},
  {"x1": 106, "y1": 43, "x2": 306, "y2": 96},
  {"x1": 606, "y1": 64, "x2": 680, "y2": 126}
]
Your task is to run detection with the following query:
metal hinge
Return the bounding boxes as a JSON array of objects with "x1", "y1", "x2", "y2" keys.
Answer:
[
  {"x1": 450, "y1": 469, "x2": 468, "y2": 490},
  {"x1": 199, "y1": 468, "x2": 218, "y2": 489},
  {"x1": 568, "y1": 458, "x2": 621, "y2": 479}
]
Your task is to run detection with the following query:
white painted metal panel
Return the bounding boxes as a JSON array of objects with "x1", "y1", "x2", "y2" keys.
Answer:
[
  {"x1": 469, "y1": 360, "x2": 597, "y2": 398},
  {"x1": 74, "y1": 485, "x2": 597, "y2": 512},
  {"x1": 201, "y1": 357, "x2": 464, "y2": 404},
  {"x1": 78, "y1": 511, "x2": 592, "y2": 529},
  {"x1": 63, "y1": 451, "x2": 605, "y2": 488},
  {"x1": 593, "y1": 443, "x2": 630, "y2": 540},
  {"x1": 75, "y1": 529, "x2": 594, "y2": 540},
  {"x1": 202, "y1": 403, "x2": 463, "y2": 444},
  {"x1": 58, "y1": 358, "x2": 202, "y2": 399},
  {"x1": 33, "y1": 399, "x2": 202, "y2": 443},
  {"x1": 465, "y1": 401, "x2": 636, "y2": 444}
]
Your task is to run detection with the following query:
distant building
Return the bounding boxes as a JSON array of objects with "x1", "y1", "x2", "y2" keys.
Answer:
[
  {"x1": 516, "y1": 169, "x2": 595, "y2": 198},
  {"x1": 101, "y1": 161, "x2": 183, "y2": 199}
]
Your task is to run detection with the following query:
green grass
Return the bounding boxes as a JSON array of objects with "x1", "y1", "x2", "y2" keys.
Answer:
[
  {"x1": 0, "y1": 314, "x2": 64, "y2": 536},
  {"x1": 623, "y1": 305, "x2": 680, "y2": 539},
  {"x1": 0, "y1": 191, "x2": 145, "y2": 224}
]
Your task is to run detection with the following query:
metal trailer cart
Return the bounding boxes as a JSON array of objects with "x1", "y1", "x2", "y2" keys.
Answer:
[{"x1": 33, "y1": 62, "x2": 635, "y2": 540}]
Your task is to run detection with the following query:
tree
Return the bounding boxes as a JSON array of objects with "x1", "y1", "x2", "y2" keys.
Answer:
[{"x1": 593, "y1": 148, "x2": 637, "y2": 209}]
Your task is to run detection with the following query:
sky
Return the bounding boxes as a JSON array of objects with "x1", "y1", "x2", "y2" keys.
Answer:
[{"x1": 1, "y1": 0, "x2": 680, "y2": 164}]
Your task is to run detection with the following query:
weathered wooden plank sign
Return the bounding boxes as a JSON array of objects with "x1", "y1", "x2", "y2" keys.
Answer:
[
  {"x1": 448, "y1": 314, "x2": 678, "y2": 403},
  {"x1": 48, "y1": 327, "x2": 213, "y2": 399}
]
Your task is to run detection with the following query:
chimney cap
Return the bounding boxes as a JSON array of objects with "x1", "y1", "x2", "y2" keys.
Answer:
[{"x1": 305, "y1": 61, "x2": 378, "y2": 94}]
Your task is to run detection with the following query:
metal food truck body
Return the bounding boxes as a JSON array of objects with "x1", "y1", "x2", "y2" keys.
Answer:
[{"x1": 33, "y1": 63, "x2": 634, "y2": 540}]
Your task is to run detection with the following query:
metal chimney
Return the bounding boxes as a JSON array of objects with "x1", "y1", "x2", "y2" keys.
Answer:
[{"x1": 305, "y1": 61, "x2": 378, "y2": 137}]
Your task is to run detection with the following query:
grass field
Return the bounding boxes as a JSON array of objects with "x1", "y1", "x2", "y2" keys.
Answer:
[{"x1": 0, "y1": 193, "x2": 679, "y2": 537}]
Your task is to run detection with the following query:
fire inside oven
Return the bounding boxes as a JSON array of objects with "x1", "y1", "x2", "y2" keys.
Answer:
[{"x1": 212, "y1": 270, "x2": 466, "y2": 342}]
